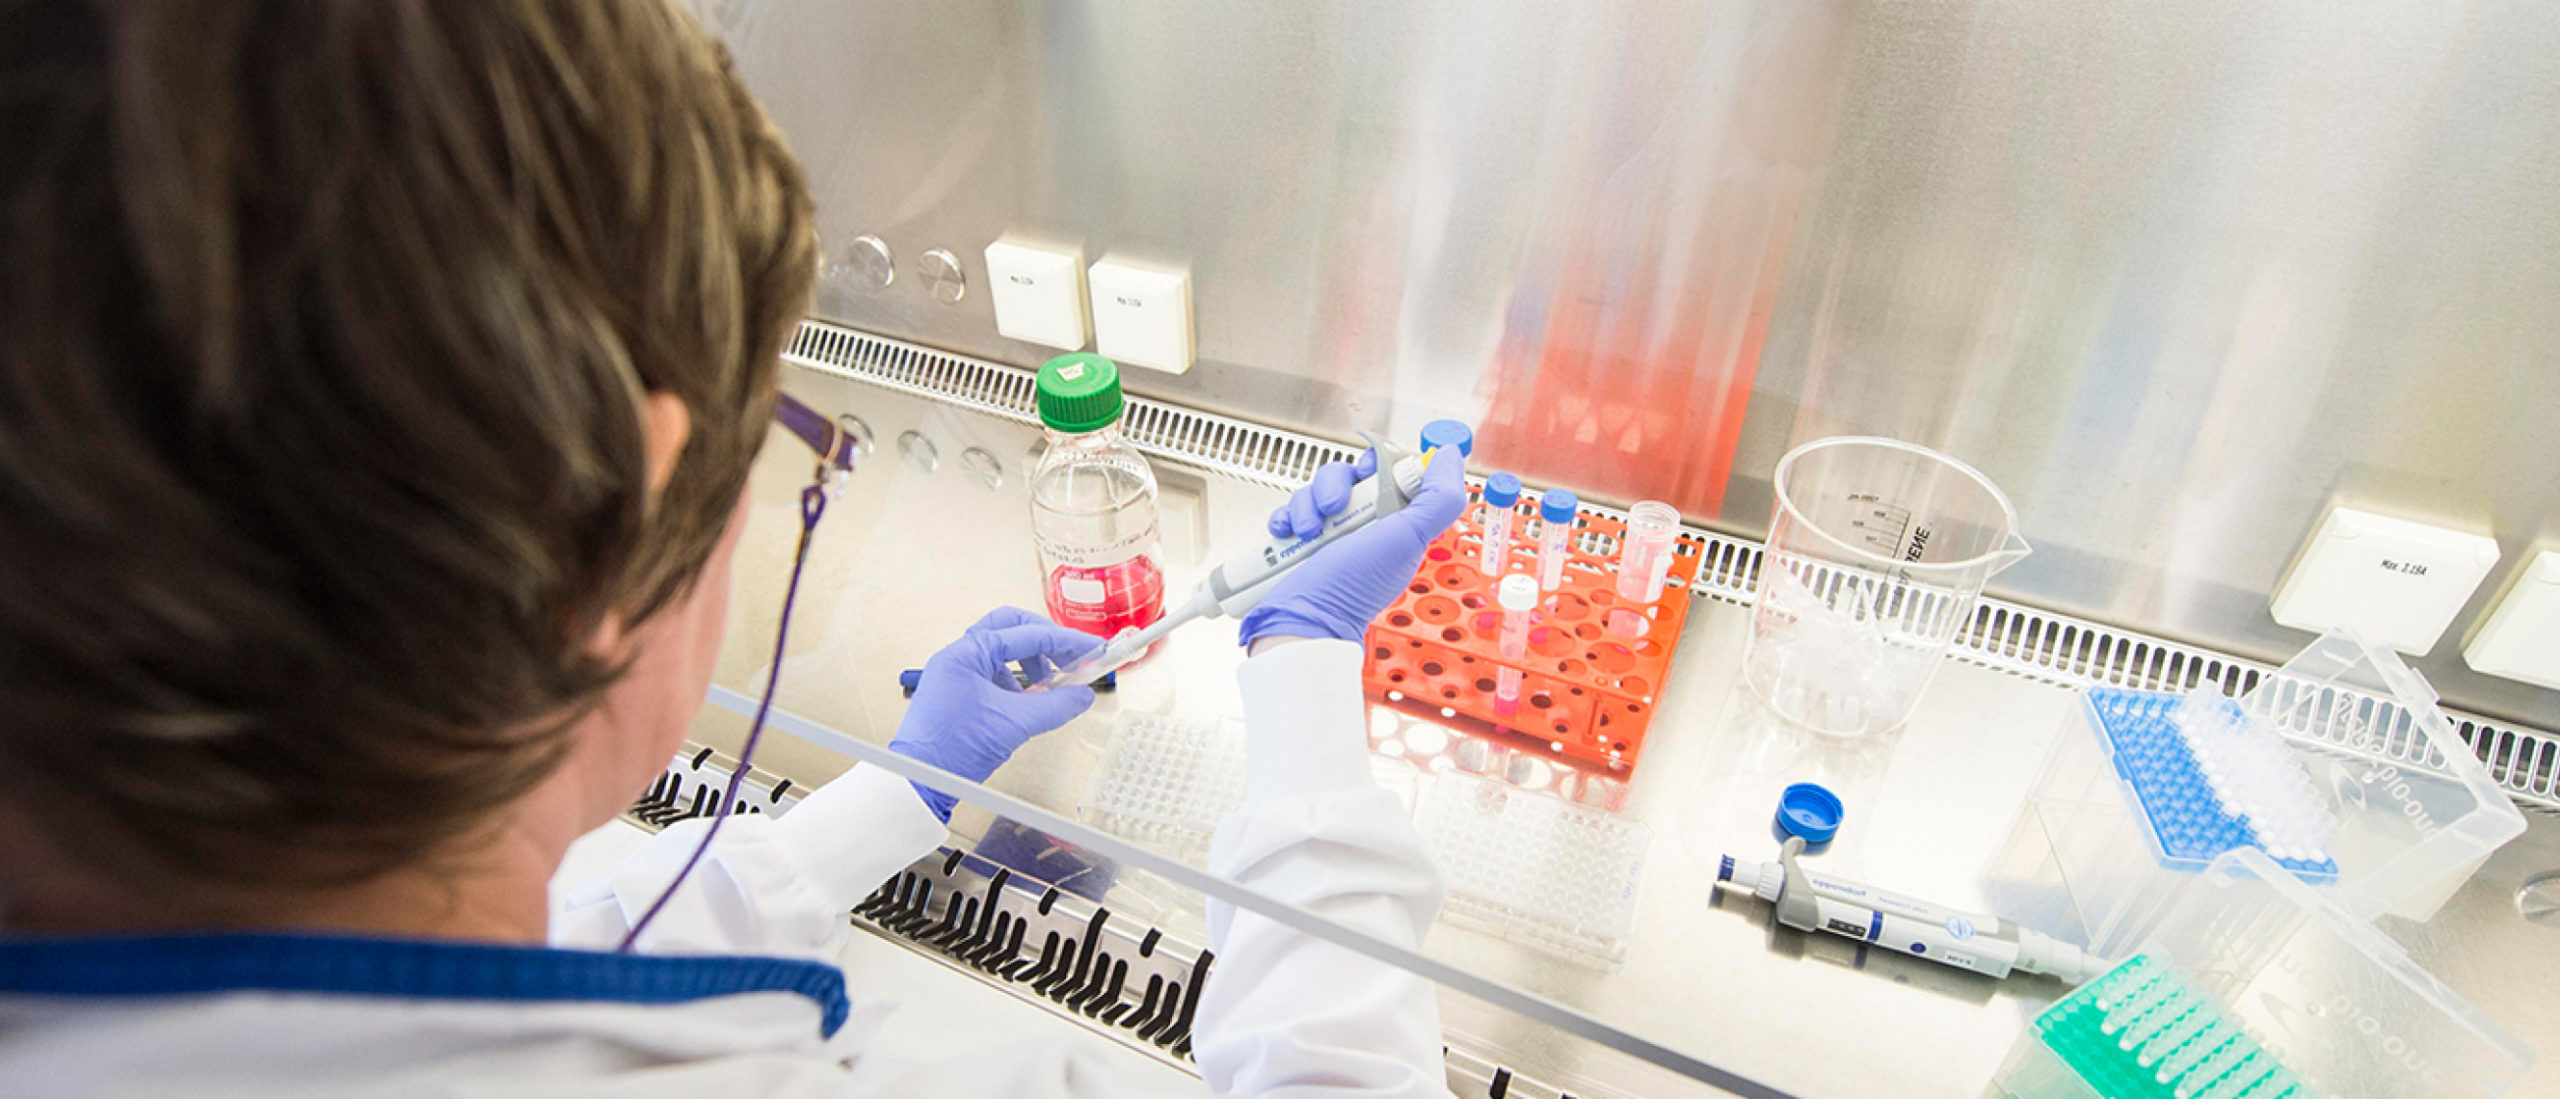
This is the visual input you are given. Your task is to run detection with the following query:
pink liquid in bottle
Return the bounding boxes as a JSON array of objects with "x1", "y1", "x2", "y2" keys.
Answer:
[
  {"x1": 1044, "y1": 555, "x2": 1166, "y2": 638},
  {"x1": 1031, "y1": 353, "x2": 1166, "y2": 643}
]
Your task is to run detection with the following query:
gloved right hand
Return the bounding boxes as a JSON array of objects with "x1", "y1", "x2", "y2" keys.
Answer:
[
  {"x1": 890, "y1": 606, "x2": 1101, "y2": 822},
  {"x1": 1236, "y1": 447, "x2": 1468, "y2": 648}
]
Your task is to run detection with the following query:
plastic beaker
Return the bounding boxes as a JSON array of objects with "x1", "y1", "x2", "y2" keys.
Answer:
[{"x1": 1741, "y1": 437, "x2": 2028, "y2": 738}]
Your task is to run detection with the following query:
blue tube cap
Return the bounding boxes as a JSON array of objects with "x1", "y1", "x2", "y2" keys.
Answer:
[
  {"x1": 1419, "y1": 419, "x2": 1474, "y2": 458},
  {"x1": 1482, "y1": 472, "x2": 1522, "y2": 508},
  {"x1": 1538, "y1": 489, "x2": 1579, "y2": 524},
  {"x1": 1777, "y1": 782, "x2": 1844, "y2": 844}
]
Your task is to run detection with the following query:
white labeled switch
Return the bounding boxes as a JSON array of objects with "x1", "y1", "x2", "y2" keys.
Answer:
[
  {"x1": 1089, "y1": 258, "x2": 1193, "y2": 374},
  {"x1": 2466, "y1": 551, "x2": 2560, "y2": 690},
  {"x1": 2270, "y1": 506, "x2": 2501, "y2": 655},
  {"x1": 983, "y1": 240, "x2": 1088, "y2": 351}
]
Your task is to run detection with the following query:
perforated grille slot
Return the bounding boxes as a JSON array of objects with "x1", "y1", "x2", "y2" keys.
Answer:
[{"x1": 784, "y1": 323, "x2": 1348, "y2": 490}]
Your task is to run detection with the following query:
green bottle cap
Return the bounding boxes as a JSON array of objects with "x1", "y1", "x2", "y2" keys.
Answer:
[{"x1": 1035, "y1": 353, "x2": 1126, "y2": 433}]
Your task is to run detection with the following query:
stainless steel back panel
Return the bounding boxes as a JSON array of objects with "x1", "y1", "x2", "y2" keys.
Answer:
[{"x1": 705, "y1": 0, "x2": 2560, "y2": 738}]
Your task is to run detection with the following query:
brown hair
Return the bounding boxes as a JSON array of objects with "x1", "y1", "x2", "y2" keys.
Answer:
[{"x1": 0, "y1": 1, "x2": 814, "y2": 895}]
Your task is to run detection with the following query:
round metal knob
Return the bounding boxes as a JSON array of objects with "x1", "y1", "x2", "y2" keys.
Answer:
[
  {"x1": 896, "y1": 430, "x2": 939, "y2": 473},
  {"x1": 918, "y1": 248, "x2": 967, "y2": 304},
  {"x1": 960, "y1": 446, "x2": 1005, "y2": 491},
  {"x1": 836, "y1": 414, "x2": 875, "y2": 458},
  {"x1": 845, "y1": 235, "x2": 894, "y2": 290},
  {"x1": 2518, "y1": 873, "x2": 2560, "y2": 926}
]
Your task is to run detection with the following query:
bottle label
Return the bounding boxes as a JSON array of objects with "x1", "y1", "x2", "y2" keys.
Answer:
[
  {"x1": 1035, "y1": 515, "x2": 1164, "y2": 638},
  {"x1": 1032, "y1": 515, "x2": 1160, "y2": 570},
  {"x1": 1045, "y1": 556, "x2": 1166, "y2": 638}
]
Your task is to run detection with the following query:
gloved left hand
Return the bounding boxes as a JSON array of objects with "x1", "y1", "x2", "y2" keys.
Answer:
[
  {"x1": 1237, "y1": 446, "x2": 1469, "y2": 647},
  {"x1": 891, "y1": 606, "x2": 1102, "y2": 821}
]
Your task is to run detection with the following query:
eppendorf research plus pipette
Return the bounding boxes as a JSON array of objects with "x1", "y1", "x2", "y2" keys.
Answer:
[
  {"x1": 1717, "y1": 838, "x2": 2105, "y2": 983},
  {"x1": 1712, "y1": 784, "x2": 2106, "y2": 983},
  {"x1": 1038, "y1": 429, "x2": 1449, "y2": 689}
]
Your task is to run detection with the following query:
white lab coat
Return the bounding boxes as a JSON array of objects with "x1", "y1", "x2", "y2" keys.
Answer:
[{"x1": 0, "y1": 640, "x2": 1454, "y2": 1098}]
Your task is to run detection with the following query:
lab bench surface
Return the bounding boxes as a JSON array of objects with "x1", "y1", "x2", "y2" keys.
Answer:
[{"x1": 684, "y1": 368, "x2": 2560, "y2": 1098}]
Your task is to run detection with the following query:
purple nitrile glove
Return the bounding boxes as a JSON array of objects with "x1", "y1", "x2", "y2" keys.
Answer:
[
  {"x1": 1237, "y1": 446, "x2": 1468, "y2": 647},
  {"x1": 891, "y1": 606, "x2": 1101, "y2": 821}
]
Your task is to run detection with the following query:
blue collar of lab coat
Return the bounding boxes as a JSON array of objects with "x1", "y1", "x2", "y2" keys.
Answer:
[{"x1": 0, "y1": 932, "x2": 852, "y2": 1037}]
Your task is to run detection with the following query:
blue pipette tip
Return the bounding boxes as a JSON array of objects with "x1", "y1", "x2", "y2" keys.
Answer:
[
  {"x1": 1777, "y1": 782, "x2": 1844, "y2": 845},
  {"x1": 1483, "y1": 472, "x2": 1522, "y2": 508},
  {"x1": 1419, "y1": 419, "x2": 1474, "y2": 458},
  {"x1": 1539, "y1": 489, "x2": 1579, "y2": 524}
]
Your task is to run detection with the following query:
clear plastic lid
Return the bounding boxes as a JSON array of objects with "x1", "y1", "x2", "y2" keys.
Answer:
[
  {"x1": 2131, "y1": 848, "x2": 2531, "y2": 1097},
  {"x1": 2023, "y1": 631, "x2": 2529, "y2": 967},
  {"x1": 2235, "y1": 632, "x2": 2525, "y2": 922}
]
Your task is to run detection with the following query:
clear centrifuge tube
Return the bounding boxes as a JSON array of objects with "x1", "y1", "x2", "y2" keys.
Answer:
[
  {"x1": 1478, "y1": 472, "x2": 1521, "y2": 577},
  {"x1": 1495, "y1": 573, "x2": 1537, "y2": 716},
  {"x1": 1609, "y1": 500, "x2": 1680, "y2": 637},
  {"x1": 1535, "y1": 489, "x2": 1579, "y2": 591}
]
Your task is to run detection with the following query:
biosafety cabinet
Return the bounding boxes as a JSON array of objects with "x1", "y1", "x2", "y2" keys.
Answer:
[{"x1": 645, "y1": 2, "x2": 2560, "y2": 1095}]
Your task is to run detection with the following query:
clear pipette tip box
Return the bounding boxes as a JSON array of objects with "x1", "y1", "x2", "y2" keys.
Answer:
[
  {"x1": 2084, "y1": 688, "x2": 2340, "y2": 883},
  {"x1": 2012, "y1": 953, "x2": 2315, "y2": 1099},
  {"x1": 1994, "y1": 848, "x2": 2531, "y2": 1099},
  {"x1": 2021, "y1": 632, "x2": 2523, "y2": 958}
]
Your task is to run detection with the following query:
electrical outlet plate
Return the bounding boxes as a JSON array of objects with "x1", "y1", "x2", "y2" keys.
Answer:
[
  {"x1": 984, "y1": 240, "x2": 1089, "y2": 351},
  {"x1": 2465, "y1": 551, "x2": 2560, "y2": 690},
  {"x1": 1089, "y1": 258, "x2": 1193, "y2": 374},
  {"x1": 2270, "y1": 506, "x2": 2500, "y2": 655}
]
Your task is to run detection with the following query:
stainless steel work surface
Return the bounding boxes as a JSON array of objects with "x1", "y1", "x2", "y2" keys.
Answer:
[{"x1": 695, "y1": 369, "x2": 2559, "y2": 1097}]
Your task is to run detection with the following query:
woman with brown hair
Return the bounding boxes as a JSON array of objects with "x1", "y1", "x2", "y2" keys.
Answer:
[{"x1": 0, "y1": 1, "x2": 1464, "y2": 1095}]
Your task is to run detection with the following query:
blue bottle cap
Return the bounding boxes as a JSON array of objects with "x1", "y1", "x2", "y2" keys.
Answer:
[
  {"x1": 1419, "y1": 419, "x2": 1474, "y2": 458},
  {"x1": 1482, "y1": 472, "x2": 1522, "y2": 508},
  {"x1": 1777, "y1": 782, "x2": 1844, "y2": 844},
  {"x1": 1539, "y1": 489, "x2": 1579, "y2": 524}
]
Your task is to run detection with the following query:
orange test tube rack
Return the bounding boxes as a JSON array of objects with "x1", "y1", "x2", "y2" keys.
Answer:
[{"x1": 1362, "y1": 486, "x2": 1700, "y2": 774}]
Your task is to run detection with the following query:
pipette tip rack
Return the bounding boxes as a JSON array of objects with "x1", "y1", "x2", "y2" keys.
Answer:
[
  {"x1": 1362, "y1": 485, "x2": 1700, "y2": 774},
  {"x1": 2085, "y1": 688, "x2": 2340, "y2": 882},
  {"x1": 2032, "y1": 953, "x2": 2316, "y2": 1099}
]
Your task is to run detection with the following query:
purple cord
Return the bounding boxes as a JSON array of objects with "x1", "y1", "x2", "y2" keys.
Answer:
[{"x1": 617, "y1": 483, "x2": 827, "y2": 953}]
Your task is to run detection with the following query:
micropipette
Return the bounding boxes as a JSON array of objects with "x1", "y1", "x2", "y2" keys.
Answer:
[
  {"x1": 1038, "y1": 430, "x2": 1449, "y2": 689},
  {"x1": 1709, "y1": 783, "x2": 2104, "y2": 983},
  {"x1": 1715, "y1": 837, "x2": 2105, "y2": 983}
]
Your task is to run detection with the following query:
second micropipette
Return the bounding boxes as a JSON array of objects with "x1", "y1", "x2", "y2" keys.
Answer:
[
  {"x1": 1717, "y1": 839, "x2": 2104, "y2": 983},
  {"x1": 1039, "y1": 425, "x2": 1465, "y2": 688},
  {"x1": 1712, "y1": 784, "x2": 2105, "y2": 984}
]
